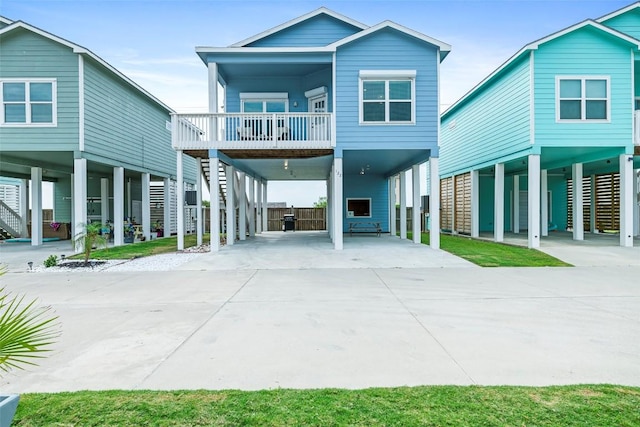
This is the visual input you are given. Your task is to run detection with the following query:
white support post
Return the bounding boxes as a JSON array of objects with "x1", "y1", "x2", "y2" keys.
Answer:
[
  {"x1": 572, "y1": 163, "x2": 584, "y2": 241},
  {"x1": 620, "y1": 154, "x2": 633, "y2": 247},
  {"x1": 332, "y1": 157, "x2": 343, "y2": 250},
  {"x1": 541, "y1": 169, "x2": 548, "y2": 237},
  {"x1": 249, "y1": 176, "x2": 256, "y2": 237},
  {"x1": 100, "y1": 178, "x2": 109, "y2": 226},
  {"x1": 196, "y1": 158, "x2": 203, "y2": 246},
  {"x1": 412, "y1": 164, "x2": 421, "y2": 243},
  {"x1": 513, "y1": 175, "x2": 520, "y2": 233},
  {"x1": 528, "y1": 154, "x2": 541, "y2": 248},
  {"x1": 590, "y1": 175, "x2": 597, "y2": 233},
  {"x1": 399, "y1": 171, "x2": 407, "y2": 240},
  {"x1": 471, "y1": 169, "x2": 479, "y2": 238},
  {"x1": 163, "y1": 177, "x2": 171, "y2": 239},
  {"x1": 327, "y1": 176, "x2": 332, "y2": 240},
  {"x1": 262, "y1": 180, "x2": 268, "y2": 233},
  {"x1": 429, "y1": 158, "x2": 440, "y2": 249},
  {"x1": 389, "y1": 175, "x2": 397, "y2": 237},
  {"x1": 210, "y1": 154, "x2": 220, "y2": 251},
  {"x1": 113, "y1": 167, "x2": 124, "y2": 246},
  {"x1": 19, "y1": 179, "x2": 28, "y2": 237},
  {"x1": 256, "y1": 178, "x2": 263, "y2": 234},
  {"x1": 238, "y1": 172, "x2": 246, "y2": 241},
  {"x1": 494, "y1": 163, "x2": 504, "y2": 243},
  {"x1": 177, "y1": 151, "x2": 185, "y2": 250},
  {"x1": 142, "y1": 173, "x2": 151, "y2": 242},
  {"x1": 226, "y1": 165, "x2": 235, "y2": 245},
  {"x1": 634, "y1": 169, "x2": 639, "y2": 237},
  {"x1": 30, "y1": 167, "x2": 43, "y2": 246},
  {"x1": 72, "y1": 160, "x2": 86, "y2": 249}
]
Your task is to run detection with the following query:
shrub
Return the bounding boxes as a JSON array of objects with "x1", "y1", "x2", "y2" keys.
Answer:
[{"x1": 43, "y1": 255, "x2": 58, "y2": 268}]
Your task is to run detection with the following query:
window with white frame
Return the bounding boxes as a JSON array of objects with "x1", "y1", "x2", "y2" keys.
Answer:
[
  {"x1": 1, "y1": 79, "x2": 57, "y2": 126},
  {"x1": 556, "y1": 76, "x2": 609, "y2": 122},
  {"x1": 359, "y1": 71, "x2": 415, "y2": 124}
]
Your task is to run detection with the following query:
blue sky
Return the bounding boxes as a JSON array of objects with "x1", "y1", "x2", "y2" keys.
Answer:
[{"x1": 1, "y1": 0, "x2": 632, "y2": 205}]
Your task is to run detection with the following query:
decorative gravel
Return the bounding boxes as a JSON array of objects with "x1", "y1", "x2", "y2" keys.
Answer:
[{"x1": 32, "y1": 245, "x2": 210, "y2": 273}]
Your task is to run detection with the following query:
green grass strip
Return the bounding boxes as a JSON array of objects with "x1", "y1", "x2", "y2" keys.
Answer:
[
  {"x1": 15, "y1": 385, "x2": 640, "y2": 426},
  {"x1": 410, "y1": 232, "x2": 571, "y2": 267}
]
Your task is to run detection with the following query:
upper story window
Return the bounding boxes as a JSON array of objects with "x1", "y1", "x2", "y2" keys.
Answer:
[
  {"x1": 1, "y1": 79, "x2": 57, "y2": 126},
  {"x1": 556, "y1": 76, "x2": 609, "y2": 122},
  {"x1": 359, "y1": 70, "x2": 416, "y2": 125}
]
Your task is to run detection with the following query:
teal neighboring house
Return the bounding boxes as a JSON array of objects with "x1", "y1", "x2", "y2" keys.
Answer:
[
  {"x1": 172, "y1": 8, "x2": 450, "y2": 250},
  {"x1": 440, "y1": 2, "x2": 640, "y2": 248},
  {"x1": 0, "y1": 17, "x2": 197, "y2": 246}
]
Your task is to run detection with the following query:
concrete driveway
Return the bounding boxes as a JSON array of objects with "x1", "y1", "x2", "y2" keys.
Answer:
[{"x1": 1, "y1": 253, "x2": 638, "y2": 392}]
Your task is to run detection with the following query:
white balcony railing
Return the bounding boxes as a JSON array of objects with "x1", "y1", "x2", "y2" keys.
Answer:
[
  {"x1": 172, "y1": 113, "x2": 333, "y2": 150},
  {"x1": 635, "y1": 110, "x2": 640, "y2": 146}
]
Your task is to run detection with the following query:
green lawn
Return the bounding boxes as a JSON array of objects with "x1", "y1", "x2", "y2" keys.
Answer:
[
  {"x1": 411, "y1": 232, "x2": 571, "y2": 267},
  {"x1": 14, "y1": 385, "x2": 640, "y2": 426},
  {"x1": 69, "y1": 234, "x2": 211, "y2": 260}
]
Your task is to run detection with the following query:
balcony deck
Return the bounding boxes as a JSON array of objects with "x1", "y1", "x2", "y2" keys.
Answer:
[{"x1": 172, "y1": 113, "x2": 334, "y2": 156}]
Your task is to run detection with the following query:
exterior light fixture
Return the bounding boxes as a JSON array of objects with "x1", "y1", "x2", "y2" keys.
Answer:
[
  {"x1": 360, "y1": 168, "x2": 365, "y2": 175},
  {"x1": 284, "y1": 160, "x2": 288, "y2": 170},
  {"x1": 28, "y1": 261, "x2": 33, "y2": 271}
]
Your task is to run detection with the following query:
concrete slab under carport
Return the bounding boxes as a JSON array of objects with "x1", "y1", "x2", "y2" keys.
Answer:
[{"x1": 477, "y1": 231, "x2": 640, "y2": 266}]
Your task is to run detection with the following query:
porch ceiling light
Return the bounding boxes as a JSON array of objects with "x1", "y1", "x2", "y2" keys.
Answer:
[{"x1": 284, "y1": 160, "x2": 288, "y2": 170}]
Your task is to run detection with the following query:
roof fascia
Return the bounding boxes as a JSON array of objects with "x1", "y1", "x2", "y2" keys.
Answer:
[
  {"x1": 196, "y1": 46, "x2": 335, "y2": 54},
  {"x1": 443, "y1": 20, "x2": 640, "y2": 118},
  {"x1": 230, "y1": 7, "x2": 368, "y2": 47},
  {"x1": 0, "y1": 16, "x2": 13, "y2": 25},
  {"x1": 595, "y1": 2, "x2": 640, "y2": 23},
  {"x1": 0, "y1": 21, "x2": 174, "y2": 113},
  {"x1": 328, "y1": 20, "x2": 451, "y2": 60}
]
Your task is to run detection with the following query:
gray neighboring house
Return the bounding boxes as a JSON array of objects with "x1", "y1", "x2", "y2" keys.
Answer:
[{"x1": 0, "y1": 16, "x2": 198, "y2": 246}]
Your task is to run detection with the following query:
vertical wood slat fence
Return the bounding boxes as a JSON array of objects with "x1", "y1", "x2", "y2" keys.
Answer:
[
  {"x1": 267, "y1": 208, "x2": 326, "y2": 231},
  {"x1": 567, "y1": 172, "x2": 620, "y2": 232}
]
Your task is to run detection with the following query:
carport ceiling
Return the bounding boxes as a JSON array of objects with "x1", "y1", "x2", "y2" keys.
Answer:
[{"x1": 230, "y1": 155, "x2": 333, "y2": 181}]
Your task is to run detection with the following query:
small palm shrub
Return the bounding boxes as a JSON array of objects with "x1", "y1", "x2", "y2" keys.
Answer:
[
  {"x1": 73, "y1": 222, "x2": 108, "y2": 264},
  {"x1": 43, "y1": 255, "x2": 58, "y2": 268}
]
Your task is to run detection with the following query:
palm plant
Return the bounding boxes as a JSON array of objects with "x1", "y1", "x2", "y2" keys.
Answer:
[
  {"x1": 73, "y1": 222, "x2": 108, "y2": 264},
  {"x1": 0, "y1": 269, "x2": 59, "y2": 374}
]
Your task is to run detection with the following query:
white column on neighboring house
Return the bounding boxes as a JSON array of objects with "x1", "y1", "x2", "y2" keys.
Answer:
[
  {"x1": 210, "y1": 153, "x2": 220, "y2": 252},
  {"x1": 30, "y1": 167, "x2": 43, "y2": 246},
  {"x1": 513, "y1": 175, "x2": 520, "y2": 233},
  {"x1": 412, "y1": 164, "x2": 421, "y2": 244},
  {"x1": 590, "y1": 175, "x2": 597, "y2": 233},
  {"x1": 72, "y1": 160, "x2": 87, "y2": 249},
  {"x1": 195, "y1": 158, "x2": 203, "y2": 246},
  {"x1": 620, "y1": 154, "x2": 634, "y2": 247},
  {"x1": 327, "y1": 176, "x2": 332, "y2": 239},
  {"x1": 19, "y1": 179, "x2": 28, "y2": 237},
  {"x1": 333, "y1": 157, "x2": 343, "y2": 250},
  {"x1": 256, "y1": 178, "x2": 263, "y2": 234},
  {"x1": 634, "y1": 169, "x2": 639, "y2": 237},
  {"x1": 226, "y1": 165, "x2": 235, "y2": 245},
  {"x1": 389, "y1": 175, "x2": 397, "y2": 237},
  {"x1": 494, "y1": 163, "x2": 505, "y2": 243},
  {"x1": 429, "y1": 157, "x2": 440, "y2": 249},
  {"x1": 126, "y1": 178, "x2": 132, "y2": 221},
  {"x1": 113, "y1": 167, "x2": 124, "y2": 246},
  {"x1": 177, "y1": 151, "x2": 185, "y2": 250},
  {"x1": 163, "y1": 177, "x2": 171, "y2": 238},
  {"x1": 541, "y1": 169, "x2": 548, "y2": 237},
  {"x1": 528, "y1": 154, "x2": 541, "y2": 248},
  {"x1": 208, "y1": 62, "x2": 219, "y2": 140},
  {"x1": 142, "y1": 173, "x2": 151, "y2": 242},
  {"x1": 572, "y1": 163, "x2": 584, "y2": 241},
  {"x1": 238, "y1": 172, "x2": 246, "y2": 241},
  {"x1": 100, "y1": 178, "x2": 109, "y2": 225},
  {"x1": 471, "y1": 169, "x2": 480, "y2": 238},
  {"x1": 262, "y1": 180, "x2": 268, "y2": 233},
  {"x1": 249, "y1": 176, "x2": 256, "y2": 237},
  {"x1": 399, "y1": 171, "x2": 407, "y2": 240}
]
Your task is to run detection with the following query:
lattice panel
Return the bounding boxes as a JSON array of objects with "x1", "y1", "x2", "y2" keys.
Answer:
[
  {"x1": 440, "y1": 177, "x2": 453, "y2": 232},
  {"x1": 454, "y1": 173, "x2": 471, "y2": 235}
]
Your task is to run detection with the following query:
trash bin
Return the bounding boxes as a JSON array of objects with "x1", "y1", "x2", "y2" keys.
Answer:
[{"x1": 282, "y1": 214, "x2": 296, "y2": 232}]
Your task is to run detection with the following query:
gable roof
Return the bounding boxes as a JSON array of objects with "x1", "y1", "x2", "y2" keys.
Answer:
[
  {"x1": 230, "y1": 7, "x2": 368, "y2": 47},
  {"x1": 328, "y1": 20, "x2": 451, "y2": 60},
  {"x1": 443, "y1": 19, "x2": 640, "y2": 118},
  {"x1": 0, "y1": 19, "x2": 174, "y2": 113},
  {"x1": 596, "y1": 1, "x2": 640, "y2": 23}
]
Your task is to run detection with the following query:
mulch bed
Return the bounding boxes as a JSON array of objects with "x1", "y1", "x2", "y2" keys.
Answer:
[{"x1": 57, "y1": 261, "x2": 107, "y2": 269}]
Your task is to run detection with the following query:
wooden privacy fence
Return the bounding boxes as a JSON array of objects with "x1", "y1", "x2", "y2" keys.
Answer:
[
  {"x1": 568, "y1": 172, "x2": 620, "y2": 232},
  {"x1": 267, "y1": 208, "x2": 326, "y2": 231}
]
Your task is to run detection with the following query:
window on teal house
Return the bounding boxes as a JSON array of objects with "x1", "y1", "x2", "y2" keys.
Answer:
[
  {"x1": 557, "y1": 77, "x2": 609, "y2": 122},
  {"x1": 1, "y1": 80, "x2": 56, "y2": 126},
  {"x1": 359, "y1": 70, "x2": 416, "y2": 124}
]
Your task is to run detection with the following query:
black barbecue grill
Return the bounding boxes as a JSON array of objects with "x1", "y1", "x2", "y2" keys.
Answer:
[{"x1": 282, "y1": 213, "x2": 296, "y2": 231}]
